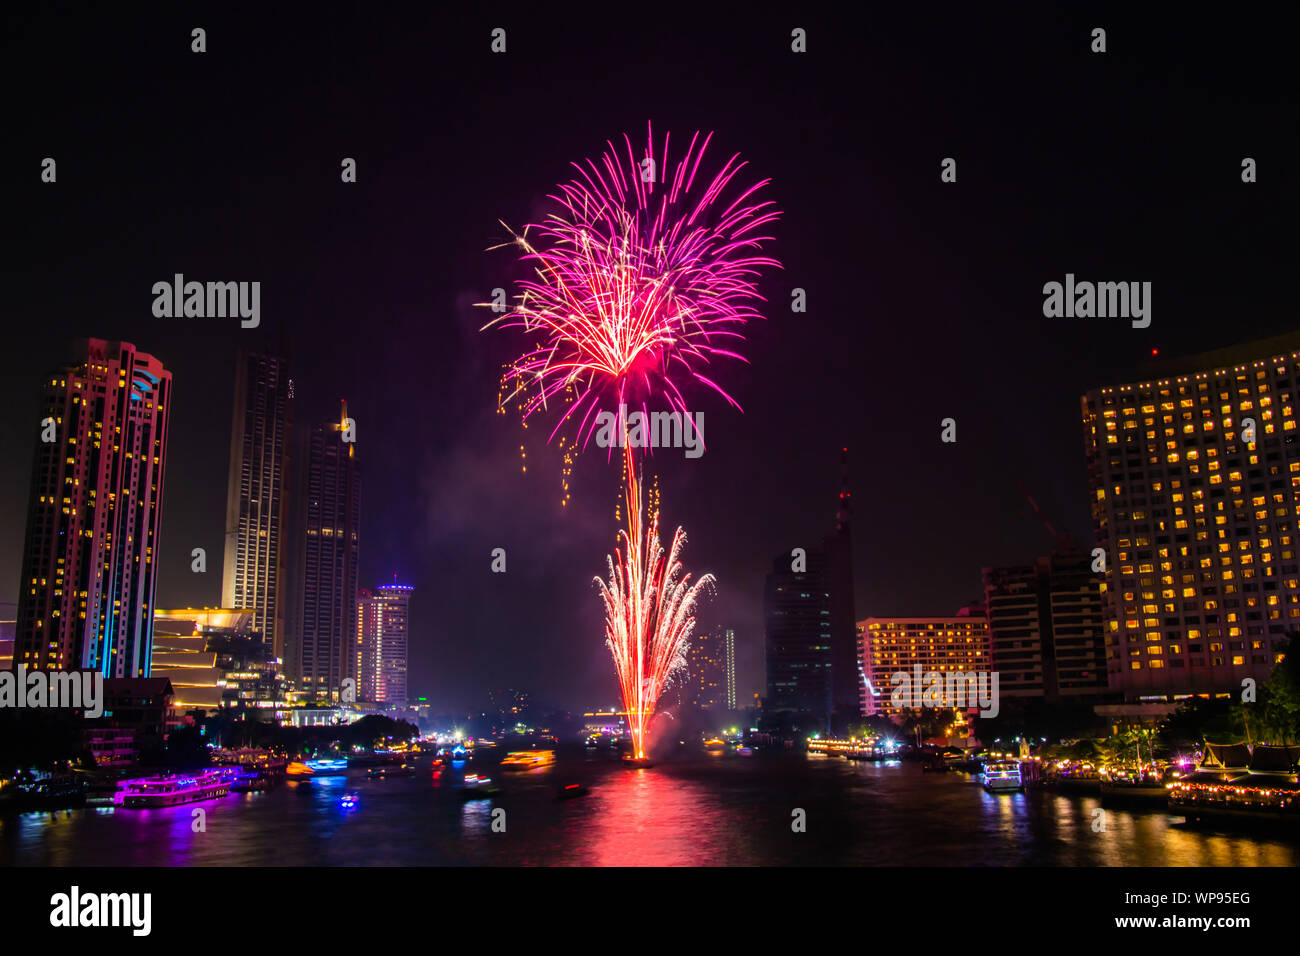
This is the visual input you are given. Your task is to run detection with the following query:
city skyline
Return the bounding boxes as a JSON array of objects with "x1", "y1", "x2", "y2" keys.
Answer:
[{"x1": 2, "y1": 6, "x2": 1294, "y2": 716}]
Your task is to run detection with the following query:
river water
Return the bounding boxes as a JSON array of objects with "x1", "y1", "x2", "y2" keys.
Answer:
[{"x1": 2, "y1": 751, "x2": 1296, "y2": 866}]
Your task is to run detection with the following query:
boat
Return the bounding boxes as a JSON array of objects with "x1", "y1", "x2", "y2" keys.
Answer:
[
  {"x1": 558, "y1": 782, "x2": 590, "y2": 799},
  {"x1": 982, "y1": 760, "x2": 1024, "y2": 792},
  {"x1": 1169, "y1": 744, "x2": 1300, "y2": 826},
  {"x1": 500, "y1": 750, "x2": 556, "y2": 770},
  {"x1": 459, "y1": 774, "x2": 501, "y2": 799},
  {"x1": 1, "y1": 775, "x2": 88, "y2": 814},
  {"x1": 621, "y1": 755, "x2": 654, "y2": 768},
  {"x1": 340, "y1": 792, "x2": 359, "y2": 809},
  {"x1": 285, "y1": 760, "x2": 315, "y2": 778},
  {"x1": 704, "y1": 738, "x2": 727, "y2": 753},
  {"x1": 367, "y1": 763, "x2": 415, "y2": 778},
  {"x1": 303, "y1": 757, "x2": 349, "y2": 776},
  {"x1": 116, "y1": 768, "x2": 239, "y2": 808}
]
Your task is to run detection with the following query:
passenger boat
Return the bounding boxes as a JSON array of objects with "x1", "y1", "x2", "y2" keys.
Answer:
[
  {"x1": 982, "y1": 760, "x2": 1024, "y2": 792},
  {"x1": 116, "y1": 768, "x2": 239, "y2": 808},
  {"x1": 1169, "y1": 744, "x2": 1300, "y2": 826},
  {"x1": 500, "y1": 750, "x2": 556, "y2": 770},
  {"x1": 459, "y1": 774, "x2": 501, "y2": 799},
  {"x1": 704, "y1": 738, "x2": 727, "y2": 753},
  {"x1": 367, "y1": 763, "x2": 416, "y2": 778},
  {"x1": 304, "y1": 757, "x2": 349, "y2": 776},
  {"x1": 1099, "y1": 765, "x2": 1170, "y2": 804}
]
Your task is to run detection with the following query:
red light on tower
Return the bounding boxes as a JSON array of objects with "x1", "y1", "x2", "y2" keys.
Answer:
[{"x1": 1151, "y1": 348, "x2": 1159, "y2": 357}]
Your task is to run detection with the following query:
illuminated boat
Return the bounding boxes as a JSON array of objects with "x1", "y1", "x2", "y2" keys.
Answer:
[
  {"x1": 982, "y1": 760, "x2": 1023, "y2": 792},
  {"x1": 704, "y1": 738, "x2": 727, "y2": 753},
  {"x1": 1169, "y1": 744, "x2": 1300, "y2": 825},
  {"x1": 367, "y1": 763, "x2": 415, "y2": 778},
  {"x1": 285, "y1": 761, "x2": 315, "y2": 777},
  {"x1": 500, "y1": 750, "x2": 556, "y2": 770},
  {"x1": 621, "y1": 755, "x2": 654, "y2": 769},
  {"x1": 117, "y1": 768, "x2": 238, "y2": 808},
  {"x1": 304, "y1": 757, "x2": 349, "y2": 776},
  {"x1": 558, "y1": 782, "x2": 590, "y2": 799},
  {"x1": 459, "y1": 774, "x2": 501, "y2": 799}
]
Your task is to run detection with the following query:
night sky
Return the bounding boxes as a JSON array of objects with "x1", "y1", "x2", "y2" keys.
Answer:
[{"x1": 3, "y1": 5, "x2": 1294, "y2": 713}]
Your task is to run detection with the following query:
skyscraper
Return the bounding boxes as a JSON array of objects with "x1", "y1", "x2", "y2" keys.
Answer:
[
  {"x1": 357, "y1": 582, "x2": 412, "y2": 708},
  {"x1": 764, "y1": 546, "x2": 833, "y2": 725},
  {"x1": 764, "y1": 451, "x2": 859, "y2": 732},
  {"x1": 295, "y1": 402, "x2": 361, "y2": 703},
  {"x1": 15, "y1": 340, "x2": 172, "y2": 676},
  {"x1": 1082, "y1": 333, "x2": 1300, "y2": 700},
  {"x1": 983, "y1": 553, "x2": 1108, "y2": 702},
  {"x1": 686, "y1": 628, "x2": 724, "y2": 709},
  {"x1": 723, "y1": 627, "x2": 737, "y2": 711},
  {"x1": 221, "y1": 350, "x2": 292, "y2": 662}
]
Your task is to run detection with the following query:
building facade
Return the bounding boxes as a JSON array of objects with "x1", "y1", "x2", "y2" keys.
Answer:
[
  {"x1": 983, "y1": 553, "x2": 1108, "y2": 702},
  {"x1": 295, "y1": 403, "x2": 361, "y2": 703},
  {"x1": 221, "y1": 350, "x2": 293, "y2": 663},
  {"x1": 357, "y1": 583, "x2": 412, "y2": 708},
  {"x1": 723, "y1": 627, "x2": 737, "y2": 711},
  {"x1": 1082, "y1": 334, "x2": 1300, "y2": 700},
  {"x1": 858, "y1": 609, "x2": 991, "y2": 717},
  {"x1": 686, "y1": 628, "x2": 725, "y2": 710},
  {"x1": 14, "y1": 340, "x2": 171, "y2": 677}
]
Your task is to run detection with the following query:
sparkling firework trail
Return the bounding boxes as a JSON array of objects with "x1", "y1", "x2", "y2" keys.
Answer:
[
  {"x1": 481, "y1": 122, "x2": 781, "y2": 457},
  {"x1": 483, "y1": 125, "x2": 780, "y2": 758}
]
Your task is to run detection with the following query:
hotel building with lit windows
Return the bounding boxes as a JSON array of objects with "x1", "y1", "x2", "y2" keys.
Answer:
[
  {"x1": 14, "y1": 339, "x2": 171, "y2": 677},
  {"x1": 1082, "y1": 333, "x2": 1300, "y2": 701},
  {"x1": 357, "y1": 583, "x2": 411, "y2": 708},
  {"x1": 858, "y1": 608, "x2": 991, "y2": 717}
]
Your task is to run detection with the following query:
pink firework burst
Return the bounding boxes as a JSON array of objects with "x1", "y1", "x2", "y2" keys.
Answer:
[{"x1": 482, "y1": 122, "x2": 781, "y2": 450}]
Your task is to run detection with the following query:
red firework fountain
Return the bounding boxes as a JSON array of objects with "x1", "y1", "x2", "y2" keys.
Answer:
[{"x1": 483, "y1": 123, "x2": 780, "y2": 760}]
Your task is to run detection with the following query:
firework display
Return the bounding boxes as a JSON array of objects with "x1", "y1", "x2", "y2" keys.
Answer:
[{"x1": 486, "y1": 123, "x2": 781, "y2": 760}]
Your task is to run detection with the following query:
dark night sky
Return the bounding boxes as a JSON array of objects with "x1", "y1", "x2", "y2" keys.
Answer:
[{"x1": 2, "y1": 5, "x2": 1295, "y2": 713}]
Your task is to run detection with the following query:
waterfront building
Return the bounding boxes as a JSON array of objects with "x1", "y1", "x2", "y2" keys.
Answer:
[
  {"x1": 724, "y1": 627, "x2": 737, "y2": 711},
  {"x1": 858, "y1": 607, "x2": 990, "y2": 717},
  {"x1": 14, "y1": 339, "x2": 171, "y2": 677},
  {"x1": 764, "y1": 450, "x2": 859, "y2": 733},
  {"x1": 221, "y1": 350, "x2": 293, "y2": 664},
  {"x1": 687, "y1": 628, "x2": 725, "y2": 709},
  {"x1": 356, "y1": 582, "x2": 412, "y2": 708},
  {"x1": 983, "y1": 552, "x2": 1109, "y2": 702},
  {"x1": 293, "y1": 402, "x2": 361, "y2": 703},
  {"x1": 1082, "y1": 332, "x2": 1300, "y2": 700}
]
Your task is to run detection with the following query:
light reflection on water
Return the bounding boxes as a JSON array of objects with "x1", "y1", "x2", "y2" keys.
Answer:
[{"x1": 2, "y1": 754, "x2": 1296, "y2": 866}]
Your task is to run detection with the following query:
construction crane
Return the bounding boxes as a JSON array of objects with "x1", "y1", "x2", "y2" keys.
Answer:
[{"x1": 1017, "y1": 480, "x2": 1074, "y2": 553}]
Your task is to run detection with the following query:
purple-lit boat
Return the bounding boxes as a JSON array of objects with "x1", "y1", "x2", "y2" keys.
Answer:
[{"x1": 115, "y1": 768, "x2": 239, "y2": 808}]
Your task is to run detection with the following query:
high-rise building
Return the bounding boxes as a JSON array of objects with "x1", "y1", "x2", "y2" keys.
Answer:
[
  {"x1": 983, "y1": 553, "x2": 1108, "y2": 702},
  {"x1": 858, "y1": 608, "x2": 990, "y2": 717},
  {"x1": 295, "y1": 402, "x2": 361, "y2": 703},
  {"x1": 1082, "y1": 333, "x2": 1300, "y2": 700},
  {"x1": 0, "y1": 602, "x2": 16, "y2": 670},
  {"x1": 357, "y1": 582, "x2": 412, "y2": 708},
  {"x1": 14, "y1": 340, "x2": 171, "y2": 676},
  {"x1": 221, "y1": 350, "x2": 292, "y2": 662},
  {"x1": 764, "y1": 546, "x2": 833, "y2": 725},
  {"x1": 686, "y1": 628, "x2": 725, "y2": 709},
  {"x1": 763, "y1": 451, "x2": 858, "y2": 732},
  {"x1": 723, "y1": 627, "x2": 737, "y2": 711}
]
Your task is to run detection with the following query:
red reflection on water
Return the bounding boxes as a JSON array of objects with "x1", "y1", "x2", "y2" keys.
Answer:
[{"x1": 581, "y1": 768, "x2": 718, "y2": 865}]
